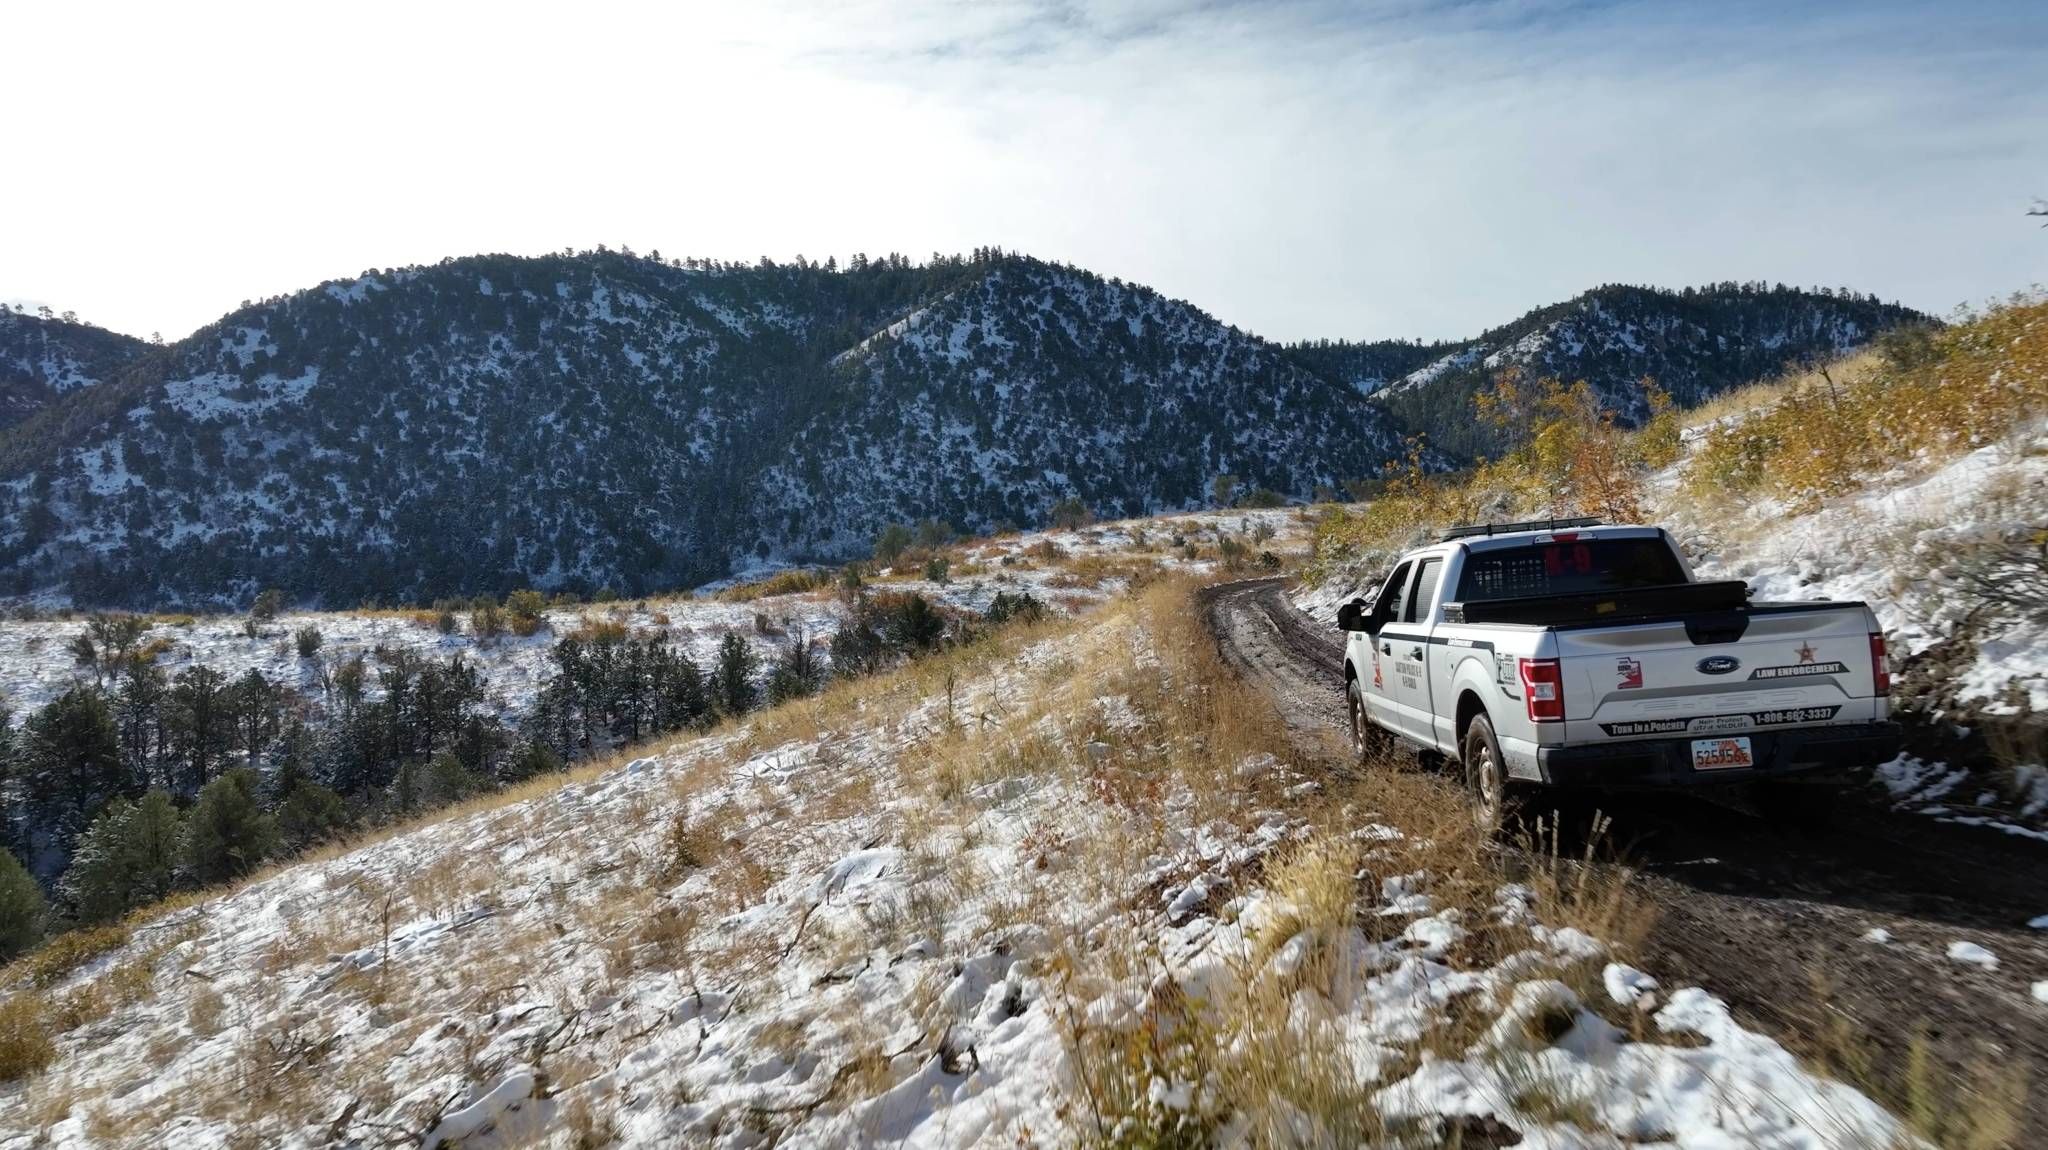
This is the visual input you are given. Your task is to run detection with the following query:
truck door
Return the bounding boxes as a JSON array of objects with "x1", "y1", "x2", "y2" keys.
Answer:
[
  {"x1": 1380, "y1": 557, "x2": 1442, "y2": 743},
  {"x1": 1363, "y1": 560, "x2": 1413, "y2": 731}
]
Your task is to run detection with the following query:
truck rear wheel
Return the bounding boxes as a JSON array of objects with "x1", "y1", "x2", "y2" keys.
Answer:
[
  {"x1": 1461, "y1": 713, "x2": 1520, "y2": 837},
  {"x1": 1347, "y1": 677, "x2": 1392, "y2": 765}
]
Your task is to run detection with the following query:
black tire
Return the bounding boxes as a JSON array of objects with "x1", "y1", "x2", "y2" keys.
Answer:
[
  {"x1": 1754, "y1": 781, "x2": 1836, "y2": 831},
  {"x1": 1461, "y1": 713, "x2": 1521, "y2": 838},
  {"x1": 1347, "y1": 677, "x2": 1393, "y2": 765}
]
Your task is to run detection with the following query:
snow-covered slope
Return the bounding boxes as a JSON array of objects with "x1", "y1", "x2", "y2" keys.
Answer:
[
  {"x1": 0, "y1": 509, "x2": 1304, "y2": 726},
  {"x1": 0, "y1": 254, "x2": 1402, "y2": 608},
  {"x1": 0, "y1": 586, "x2": 1907, "y2": 1149},
  {"x1": 0, "y1": 311, "x2": 151, "y2": 430},
  {"x1": 748, "y1": 262, "x2": 1411, "y2": 559}
]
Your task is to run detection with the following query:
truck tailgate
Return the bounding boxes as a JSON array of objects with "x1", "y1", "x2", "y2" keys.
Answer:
[{"x1": 1554, "y1": 604, "x2": 1884, "y2": 744}]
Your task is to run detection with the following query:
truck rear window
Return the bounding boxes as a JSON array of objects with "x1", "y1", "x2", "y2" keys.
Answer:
[{"x1": 1456, "y1": 538, "x2": 1686, "y2": 601}]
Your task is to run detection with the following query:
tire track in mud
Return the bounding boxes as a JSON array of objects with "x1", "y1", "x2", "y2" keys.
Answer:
[{"x1": 1203, "y1": 577, "x2": 2048, "y2": 1142}]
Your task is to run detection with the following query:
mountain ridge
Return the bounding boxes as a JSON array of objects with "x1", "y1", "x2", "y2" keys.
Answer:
[{"x1": 0, "y1": 253, "x2": 1927, "y2": 606}]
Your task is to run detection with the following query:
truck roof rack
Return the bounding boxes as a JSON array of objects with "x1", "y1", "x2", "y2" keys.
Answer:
[{"x1": 1441, "y1": 516, "x2": 1604, "y2": 542}]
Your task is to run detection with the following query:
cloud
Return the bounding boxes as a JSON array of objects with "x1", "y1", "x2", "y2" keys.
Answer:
[{"x1": 1, "y1": 1, "x2": 2042, "y2": 342}]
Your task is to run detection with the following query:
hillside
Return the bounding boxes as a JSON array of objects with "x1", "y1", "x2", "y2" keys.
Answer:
[
  {"x1": 0, "y1": 253, "x2": 1406, "y2": 608},
  {"x1": 745, "y1": 261, "x2": 1411, "y2": 558},
  {"x1": 1365, "y1": 283, "x2": 1925, "y2": 458},
  {"x1": 0, "y1": 312, "x2": 152, "y2": 431},
  {"x1": 0, "y1": 260, "x2": 1923, "y2": 609},
  {"x1": 0, "y1": 573, "x2": 1913, "y2": 1149}
]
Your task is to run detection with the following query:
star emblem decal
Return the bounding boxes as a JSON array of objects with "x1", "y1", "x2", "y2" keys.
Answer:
[{"x1": 1796, "y1": 641, "x2": 1816, "y2": 664}]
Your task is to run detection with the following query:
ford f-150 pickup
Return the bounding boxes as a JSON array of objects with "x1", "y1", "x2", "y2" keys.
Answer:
[{"x1": 1335, "y1": 518, "x2": 1901, "y2": 832}]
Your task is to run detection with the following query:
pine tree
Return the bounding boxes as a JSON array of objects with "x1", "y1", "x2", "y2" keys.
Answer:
[
  {"x1": 421, "y1": 751, "x2": 476, "y2": 808},
  {"x1": 0, "y1": 849, "x2": 43, "y2": 960},
  {"x1": 768, "y1": 633, "x2": 825, "y2": 704},
  {"x1": 274, "y1": 779, "x2": 346, "y2": 852},
  {"x1": 183, "y1": 769, "x2": 278, "y2": 884},
  {"x1": 22, "y1": 686, "x2": 127, "y2": 842},
  {"x1": 60, "y1": 790, "x2": 181, "y2": 922},
  {"x1": 713, "y1": 633, "x2": 758, "y2": 717},
  {"x1": 167, "y1": 666, "x2": 234, "y2": 789}
]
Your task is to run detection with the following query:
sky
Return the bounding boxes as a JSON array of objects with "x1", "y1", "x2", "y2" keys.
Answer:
[{"x1": 3, "y1": 0, "x2": 2044, "y2": 344}]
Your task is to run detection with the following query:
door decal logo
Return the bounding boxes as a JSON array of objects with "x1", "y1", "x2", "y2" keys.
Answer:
[
  {"x1": 1697, "y1": 655, "x2": 1741, "y2": 675},
  {"x1": 1796, "y1": 641, "x2": 1817, "y2": 664},
  {"x1": 1616, "y1": 657, "x2": 1643, "y2": 689},
  {"x1": 1372, "y1": 653, "x2": 1383, "y2": 689}
]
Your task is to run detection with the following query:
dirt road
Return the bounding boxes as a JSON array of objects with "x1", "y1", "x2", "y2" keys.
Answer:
[{"x1": 1204, "y1": 577, "x2": 2048, "y2": 1140}]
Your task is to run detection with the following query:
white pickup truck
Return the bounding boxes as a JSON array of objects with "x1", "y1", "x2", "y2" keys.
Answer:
[{"x1": 1335, "y1": 518, "x2": 1900, "y2": 831}]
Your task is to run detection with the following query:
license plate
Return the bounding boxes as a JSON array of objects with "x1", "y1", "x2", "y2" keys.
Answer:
[{"x1": 1692, "y1": 736, "x2": 1754, "y2": 771}]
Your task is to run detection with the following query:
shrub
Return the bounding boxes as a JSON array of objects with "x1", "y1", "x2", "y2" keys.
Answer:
[
  {"x1": 715, "y1": 569, "x2": 832, "y2": 603},
  {"x1": 1239, "y1": 487, "x2": 1285, "y2": 509},
  {"x1": 0, "y1": 851, "x2": 45, "y2": 962},
  {"x1": 985, "y1": 591, "x2": 1048, "y2": 626},
  {"x1": 470, "y1": 599, "x2": 503, "y2": 640},
  {"x1": 0, "y1": 994, "x2": 54, "y2": 1082},
  {"x1": 1049, "y1": 497, "x2": 1094, "y2": 530},
  {"x1": 924, "y1": 556, "x2": 951, "y2": 585},
  {"x1": 1681, "y1": 298, "x2": 2047, "y2": 511},
  {"x1": 250, "y1": 588, "x2": 285, "y2": 620},
  {"x1": 505, "y1": 589, "x2": 548, "y2": 636},
  {"x1": 20, "y1": 924, "x2": 129, "y2": 989},
  {"x1": 293, "y1": 625, "x2": 323, "y2": 658},
  {"x1": 874, "y1": 524, "x2": 913, "y2": 564}
]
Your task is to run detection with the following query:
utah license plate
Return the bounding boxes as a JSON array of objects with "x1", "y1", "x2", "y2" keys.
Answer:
[{"x1": 1692, "y1": 736, "x2": 1754, "y2": 771}]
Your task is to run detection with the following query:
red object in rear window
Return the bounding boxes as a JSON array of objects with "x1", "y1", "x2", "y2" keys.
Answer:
[
  {"x1": 1518, "y1": 657, "x2": 1564, "y2": 722},
  {"x1": 1870, "y1": 632, "x2": 1890, "y2": 695}
]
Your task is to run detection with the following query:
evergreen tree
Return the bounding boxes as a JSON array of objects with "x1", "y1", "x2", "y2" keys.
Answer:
[
  {"x1": 0, "y1": 849, "x2": 44, "y2": 960},
  {"x1": 21, "y1": 686, "x2": 127, "y2": 842},
  {"x1": 768, "y1": 633, "x2": 826, "y2": 704},
  {"x1": 182, "y1": 768, "x2": 278, "y2": 884},
  {"x1": 167, "y1": 666, "x2": 235, "y2": 790},
  {"x1": 115, "y1": 660, "x2": 168, "y2": 789},
  {"x1": 59, "y1": 790, "x2": 181, "y2": 922},
  {"x1": 712, "y1": 633, "x2": 758, "y2": 717},
  {"x1": 501, "y1": 740, "x2": 563, "y2": 784},
  {"x1": 421, "y1": 751, "x2": 477, "y2": 808},
  {"x1": 229, "y1": 669, "x2": 280, "y2": 758},
  {"x1": 275, "y1": 779, "x2": 346, "y2": 852}
]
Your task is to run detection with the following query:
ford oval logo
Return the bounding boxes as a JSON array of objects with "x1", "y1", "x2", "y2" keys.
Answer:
[{"x1": 1697, "y1": 655, "x2": 1741, "y2": 676}]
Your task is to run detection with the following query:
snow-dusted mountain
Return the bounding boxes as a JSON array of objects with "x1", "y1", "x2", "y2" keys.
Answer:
[
  {"x1": 1359, "y1": 283, "x2": 1925, "y2": 458},
  {"x1": 0, "y1": 251, "x2": 1409, "y2": 606},
  {"x1": 0, "y1": 310, "x2": 153, "y2": 430},
  {"x1": 746, "y1": 260, "x2": 1410, "y2": 558},
  {"x1": 0, "y1": 259, "x2": 1924, "y2": 607}
]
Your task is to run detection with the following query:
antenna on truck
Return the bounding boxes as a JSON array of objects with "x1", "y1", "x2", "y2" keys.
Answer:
[{"x1": 1440, "y1": 516, "x2": 1605, "y2": 542}]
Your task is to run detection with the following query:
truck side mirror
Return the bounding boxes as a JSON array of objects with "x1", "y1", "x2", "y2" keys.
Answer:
[{"x1": 1336, "y1": 597, "x2": 1369, "y2": 633}]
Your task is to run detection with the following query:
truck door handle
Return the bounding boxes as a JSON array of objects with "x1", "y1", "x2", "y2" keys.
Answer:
[
  {"x1": 1380, "y1": 643, "x2": 1391, "y2": 656},
  {"x1": 1409, "y1": 647, "x2": 1424, "y2": 660}
]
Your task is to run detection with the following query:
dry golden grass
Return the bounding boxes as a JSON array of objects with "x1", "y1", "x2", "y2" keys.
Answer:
[
  {"x1": 714, "y1": 568, "x2": 836, "y2": 602},
  {"x1": 15, "y1": 924, "x2": 131, "y2": 990},
  {"x1": 0, "y1": 993, "x2": 55, "y2": 1082},
  {"x1": 1684, "y1": 300, "x2": 2046, "y2": 513}
]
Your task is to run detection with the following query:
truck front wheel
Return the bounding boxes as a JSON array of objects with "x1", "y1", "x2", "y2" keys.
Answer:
[
  {"x1": 1461, "y1": 713, "x2": 1520, "y2": 837},
  {"x1": 1347, "y1": 677, "x2": 1392, "y2": 765}
]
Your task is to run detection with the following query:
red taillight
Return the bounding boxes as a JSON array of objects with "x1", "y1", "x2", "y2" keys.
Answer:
[
  {"x1": 1869, "y1": 632, "x2": 1890, "y2": 695},
  {"x1": 1518, "y1": 657, "x2": 1564, "y2": 722}
]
